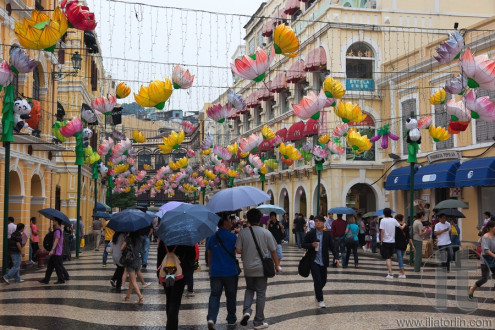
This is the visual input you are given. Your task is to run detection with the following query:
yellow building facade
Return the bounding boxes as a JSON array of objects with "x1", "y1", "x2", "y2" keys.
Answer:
[
  {"x1": 205, "y1": 0, "x2": 494, "y2": 242},
  {"x1": 0, "y1": 0, "x2": 111, "y2": 265}
]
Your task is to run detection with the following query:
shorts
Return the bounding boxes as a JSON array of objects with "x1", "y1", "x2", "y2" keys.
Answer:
[
  {"x1": 380, "y1": 242, "x2": 395, "y2": 260},
  {"x1": 126, "y1": 264, "x2": 141, "y2": 274}
]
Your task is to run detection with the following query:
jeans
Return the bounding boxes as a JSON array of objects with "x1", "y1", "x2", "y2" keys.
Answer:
[
  {"x1": 310, "y1": 261, "x2": 327, "y2": 302},
  {"x1": 475, "y1": 264, "x2": 495, "y2": 287},
  {"x1": 333, "y1": 237, "x2": 346, "y2": 262},
  {"x1": 295, "y1": 231, "x2": 305, "y2": 249},
  {"x1": 4, "y1": 252, "x2": 21, "y2": 281},
  {"x1": 141, "y1": 235, "x2": 150, "y2": 266},
  {"x1": 438, "y1": 244, "x2": 453, "y2": 272},
  {"x1": 371, "y1": 233, "x2": 377, "y2": 253},
  {"x1": 207, "y1": 276, "x2": 238, "y2": 324},
  {"x1": 164, "y1": 278, "x2": 186, "y2": 330},
  {"x1": 284, "y1": 228, "x2": 289, "y2": 242},
  {"x1": 183, "y1": 268, "x2": 194, "y2": 293},
  {"x1": 413, "y1": 239, "x2": 423, "y2": 272},
  {"x1": 243, "y1": 277, "x2": 268, "y2": 327},
  {"x1": 276, "y1": 244, "x2": 283, "y2": 260},
  {"x1": 102, "y1": 240, "x2": 110, "y2": 265},
  {"x1": 344, "y1": 241, "x2": 358, "y2": 267},
  {"x1": 396, "y1": 249, "x2": 405, "y2": 269}
]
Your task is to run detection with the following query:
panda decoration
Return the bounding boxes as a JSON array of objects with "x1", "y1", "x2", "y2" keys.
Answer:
[
  {"x1": 81, "y1": 103, "x2": 98, "y2": 125},
  {"x1": 83, "y1": 128, "x2": 93, "y2": 148},
  {"x1": 405, "y1": 117, "x2": 421, "y2": 144},
  {"x1": 13, "y1": 98, "x2": 32, "y2": 133},
  {"x1": 98, "y1": 162, "x2": 108, "y2": 176}
]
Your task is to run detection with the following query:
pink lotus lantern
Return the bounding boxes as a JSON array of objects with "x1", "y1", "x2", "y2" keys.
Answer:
[
  {"x1": 206, "y1": 104, "x2": 231, "y2": 123},
  {"x1": 292, "y1": 90, "x2": 328, "y2": 120},
  {"x1": 333, "y1": 124, "x2": 349, "y2": 137},
  {"x1": 327, "y1": 142, "x2": 344, "y2": 155},
  {"x1": 182, "y1": 121, "x2": 196, "y2": 135},
  {"x1": 417, "y1": 116, "x2": 432, "y2": 129},
  {"x1": 59, "y1": 117, "x2": 83, "y2": 137},
  {"x1": 0, "y1": 60, "x2": 14, "y2": 87},
  {"x1": 61, "y1": 0, "x2": 97, "y2": 31},
  {"x1": 465, "y1": 90, "x2": 495, "y2": 121},
  {"x1": 458, "y1": 48, "x2": 495, "y2": 90},
  {"x1": 92, "y1": 95, "x2": 117, "y2": 115},
  {"x1": 172, "y1": 65, "x2": 195, "y2": 89},
  {"x1": 230, "y1": 46, "x2": 275, "y2": 82},
  {"x1": 239, "y1": 133, "x2": 263, "y2": 153}
]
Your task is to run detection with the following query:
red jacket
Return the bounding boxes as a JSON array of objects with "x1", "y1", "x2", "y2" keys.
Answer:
[{"x1": 330, "y1": 218, "x2": 347, "y2": 237}]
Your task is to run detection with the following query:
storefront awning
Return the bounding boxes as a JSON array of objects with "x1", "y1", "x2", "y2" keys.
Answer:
[
  {"x1": 304, "y1": 118, "x2": 318, "y2": 137},
  {"x1": 414, "y1": 160, "x2": 460, "y2": 189},
  {"x1": 262, "y1": 19, "x2": 274, "y2": 37},
  {"x1": 455, "y1": 157, "x2": 495, "y2": 187},
  {"x1": 245, "y1": 90, "x2": 261, "y2": 108},
  {"x1": 276, "y1": 128, "x2": 287, "y2": 141},
  {"x1": 258, "y1": 85, "x2": 274, "y2": 101},
  {"x1": 304, "y1": 47, "x2": 327, "y2": 72},
  {"x1": 258, "y1": 139, "x2": 273, "y2": 152},
  {"x1": 284, "y1": 0, "x2": 301, "y2": 15},
  {"x1": 287, "y1": 121, "x2": 305, "y2": 141},
  {"x1": 286, "y1": 59, "x2": 306, "y2": 83},
  {"x1": 270, "y1": 72, "x2": 288, "y2": 93},
  {"x1": 385, "y1": 165, "x2": 417, "y2": 190}
]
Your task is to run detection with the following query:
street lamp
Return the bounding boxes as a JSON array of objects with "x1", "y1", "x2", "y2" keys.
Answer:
[{"x1": 51, "y1": 52, "x2": 82, "y2": 81}]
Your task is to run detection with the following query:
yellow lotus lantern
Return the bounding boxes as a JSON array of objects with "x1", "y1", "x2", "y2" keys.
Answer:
[
  {"x1": 262, "y1": 125, "x2": 275, "y2": 140},
  {"x1": 240, "y1": 151, "x2": 250, "y2": 158},
  {"x1": 346, "y1": 128, "x2": 372, "y2": 154},
  {"x1": 227, "y1": 169, "x2": 238, "y2": 178},
  {"x1": 155, "y1": 179, "x2": 164, "y2": 189},
  {"x1": 318, "y1": 134, "x2": 330, "y2": 145},
  {"x1": 124, "y1": 187, "x2": 131, "y2": 193},
  {"x1": 164, "y1": 130, "x2": 185, "y2": 150},
  {"x1": 264, "y1": 158, "x2": 279, "y2": 170},
  {"x1": 278, "y1": 143, "x2": 301, "y2": 161},
  {"x1": 132, "y1": 130, "x2": 146, "y2": 143},
  {"x1": 143, "y1": 164, "x2": 152, "y2": 170},
  {"x1": 159, "y1": 144, "x2": 172, "y2": 154},
  {"x1": 14, "y1": 7, "x2": 68, "y2": 52},
  {"x1": 273, "y1": 24, "x2": 299, "y2": 58},
  {"x1": 175, "y1": 157, "x2": 188, "y2": 169},
  {"x1": 134, "y1": 79, "x2": 173, "y2": 110},
  {"x1": 114, "y1": 163, "x2": 129, "y2": 174},
  {"x1": 128, "y1": 175, "x2": 136, "y2": 185},
  {"x1": 322, "y1": 77, "x2": 345, "y2": 99},
  {"x1": 259, "y1": 166, "x2": 268, "y2": 175},
  {"x1": 227, "y1": 143, "x2": 238, "y2": 155},
  {"x1": 335, "y1": 102, "x2": 367, "y2": 123},
  {"x1": 202, "y1": 148, "x2": 212, "y2": 156},
  {"x1": 429, "y1": 88, "x2": 447, "y2": 105},
  {"x1": 205, "y1": 170, "x2": 216, "y2": 180},
  {"x1": 116, "y1": 82, "x2": 131, "y2": 99},
  {"x1": 429, "y1": 125, "x2": 450, "y2": 142}
]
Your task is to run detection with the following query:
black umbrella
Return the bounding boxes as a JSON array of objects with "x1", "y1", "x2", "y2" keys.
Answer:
[
  {"x1": 92, "y1": 212, "x2": 111, "y2": 219},
  {"x1": 39, "y1": 208, "x2": 71, "y2": 226},
  {"x1": 437, "y1": 209, "x2": 465, "y2": 218}
]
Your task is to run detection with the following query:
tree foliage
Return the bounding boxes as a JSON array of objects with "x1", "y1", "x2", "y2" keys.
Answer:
[{"x1": 108, "y1": 186, "x2": 137, "y2": 210}]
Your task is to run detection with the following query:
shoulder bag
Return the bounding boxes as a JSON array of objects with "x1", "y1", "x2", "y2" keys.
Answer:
[
  {"x1": 345, "y1": 225, "x2": 355, "y2": 245},
  {"x1": 249, "y1": 227, "x2": 276, "y2": 278},
  {"x1": 298, "y1": 251, "x2": 312, "y2": 277},
  {"x1": 216, "y1": 232, "x2": 241, "y2": 275}
]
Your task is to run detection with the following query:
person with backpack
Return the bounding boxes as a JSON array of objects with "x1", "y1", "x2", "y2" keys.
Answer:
[
  {"x1": 343, "y1": 216, "x2": 359, "y2": 269},
  {"x1": 120, "y1": 231, "x2": 144, "y2": 304},
  {"x1": 394, "y1": 214, "x2": 412, "y2": 279},
  {"x1": 39, "y1": 219, "x2": 69, "y2": 284},
  {"x1": 110, "y1": 232, "x2": 125, "y2": 292},
  {"x1": 2, "y1": 223, "x2": 26, "y2": 284},
  {"x1": 157, "y1": 240, "x2": 196, "y2": 330}
]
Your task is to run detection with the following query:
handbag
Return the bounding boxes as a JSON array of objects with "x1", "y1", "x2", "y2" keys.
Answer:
[
  {"x1": 215, "y1": 232, "x2": 241, "y2": 275},
  {"x1": 298, "y1": 251, "x2": 312, "y2": 277},
  {"x1": 119, "y1": 239, "x2": 135, "y2": 266},
  {"x1": 249, "y1": 227, "x2": 276, "y2": 278},
  {"x1": 345, "y1": 226, "x2": 355, "y2": 245}
]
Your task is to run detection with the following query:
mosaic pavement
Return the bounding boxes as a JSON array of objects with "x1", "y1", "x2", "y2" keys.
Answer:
[{"x1": 0, "y1": 243, "x2": 494, "y2": 329}]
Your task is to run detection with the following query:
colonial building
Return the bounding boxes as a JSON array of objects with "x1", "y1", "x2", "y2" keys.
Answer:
[{"x1": 204, "y1": 0, "x2": 494, "y2": 241}]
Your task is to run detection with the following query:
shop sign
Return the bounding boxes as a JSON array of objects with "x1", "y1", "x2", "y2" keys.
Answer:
[
  {"x1": 427, "y1": 151, "x2": 461, "y2": 163},
  {"x1": 421, "y1": 174, "x2": 437, "y2": 182},
  {"x1": 137, "y1": 201, "x2": 150, "y2": 207},
  {"x1": 154, "y1": 201, "x2": 165, "y2": 207}
]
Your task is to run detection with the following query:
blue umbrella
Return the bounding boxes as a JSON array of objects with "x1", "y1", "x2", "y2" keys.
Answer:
[
  {"x1": 146, "y1": 211, "x2": 156, "y2": 217},
  {"x1": 96, "y1": 202, "x2": 111, "y2": 212},
  {"x1": 328, "y1": 207, "x2": 356, "y2": 215},
  {"x1": 206, "y1": 186, "x2": 270, "y2": 213},
  {"x1": 257, "y1": 204, "x2": 286, "y2": 215},
  {"x1": 157, "y1": 204, "x2": 220, "y2": 246},
  {"x1": 39, "y1": 208, "x2": 71, "y2": 226},
  {"x1": 107, "y1": 209, "x2": 152, "y2": 232},
  {"x1": 159, "y1": 201, "x2": 185, "y2": 211},
  {"x1": 373, "y1": 209, "x2": 396, "y2": 216},
  {"x1": 92, "y1": 212, "x2": 111, "y2": 219}
]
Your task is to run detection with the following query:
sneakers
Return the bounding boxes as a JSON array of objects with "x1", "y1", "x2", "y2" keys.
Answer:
[
  {"x1": 110, "y1": 279, "x2": 116, "y2": 287},
  {"x1": 186, "y1": 292, "x2": 195, "y2": 297},
  {"x1": 386, "y1": 274, "x2": 394, "y2": 280},
  {"x1": 398, "y1": 274, "x2": 407, "y2": 279},
  {"x1": 319, "y1": 301, "x2": 326, "y2": 308},
  {"x1": 102, "y1": 264, "x2": 108, "y2": 268},
  {"x1": 207, "y1": 320, "x2": 216, "y2": 330},
  {"x1": 254, "y1": 323, "x2": 269, "y2": 329},
  {"x1": 38, "y1": 279, "x2": 49, "y2": 284},
  {"x1": 16, "y1": 279, "x2": 25, "y2": 283},
  {"x1": 240, "y1": 313, "x2": 250, "y2": 326},
  {"x1": 2, "y1": 276, "x2": 10, "y2": 284},
  {"x1": 142, "y1": 282, "x2": 151, "y2": 288}
]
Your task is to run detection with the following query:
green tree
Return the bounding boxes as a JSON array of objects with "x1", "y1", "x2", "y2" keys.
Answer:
[{"x1": 108, "y1": 186, "x2": 137, "y2": 210}]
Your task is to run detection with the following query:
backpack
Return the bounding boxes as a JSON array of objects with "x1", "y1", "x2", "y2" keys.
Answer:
[
  {"x1": 43, "y1": 228, "x2": 62, "y2": 251},
  {"x1": 119, "y1": 239, "x2": 135, "y2": 266},
  {"x1": 158, "y1": 246, "x2": 183, "y2": 287}
]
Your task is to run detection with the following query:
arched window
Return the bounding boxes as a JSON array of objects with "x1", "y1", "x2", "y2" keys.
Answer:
[
  {"x1": 346, "y1": 42, "x2": 375, "y2": 91},
  {"x1": 32, "y1": 66, "x2": 40, "y2": 100}
]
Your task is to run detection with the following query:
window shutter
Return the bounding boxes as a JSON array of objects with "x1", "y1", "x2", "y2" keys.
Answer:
[{"x1": 58, "y1": 49, "x2": 65, "y2": 64}]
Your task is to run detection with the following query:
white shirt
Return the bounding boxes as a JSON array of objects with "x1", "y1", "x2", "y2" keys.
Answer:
[
  {"x1": 308, "y1": 220, "x2": 315, "y2": 230},
  {"x1": 435, "y1": 222, "x2": 452, "y2": 246},
  {"x1": 7, "y1": 222, "x2": 16, "y2": 239},
  {"x1": 379, "y1": 217, "x2": 400, "y2": 243}
]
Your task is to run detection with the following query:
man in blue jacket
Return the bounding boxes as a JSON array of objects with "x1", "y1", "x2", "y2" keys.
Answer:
[{"x1": 302, "y1": 215, "x2": 339, "y2": 308}]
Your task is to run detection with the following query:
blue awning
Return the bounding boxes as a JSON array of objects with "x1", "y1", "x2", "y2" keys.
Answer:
[
  {"x1": 414, "y1": 160, "x2": 460, "y2": 189},
  {"x1": 385, "y1": 166, "x2": 417, "y2": 190},
  {"x1": 455, "y1": 157, "x2": 495, "y2": 187}
]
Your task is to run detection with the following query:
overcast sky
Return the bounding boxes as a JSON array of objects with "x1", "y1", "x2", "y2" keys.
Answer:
[{"x1": 86, "y1": 0, "x2": 265, "y2": 113}]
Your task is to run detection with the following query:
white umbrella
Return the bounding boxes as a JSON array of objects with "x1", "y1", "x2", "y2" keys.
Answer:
[
  {"x1": 206, "y1": 186, "x2": 270, "y2": 213},
  {"x1": 257, "y1": 204, "x2": 286, "y2": 215}
]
